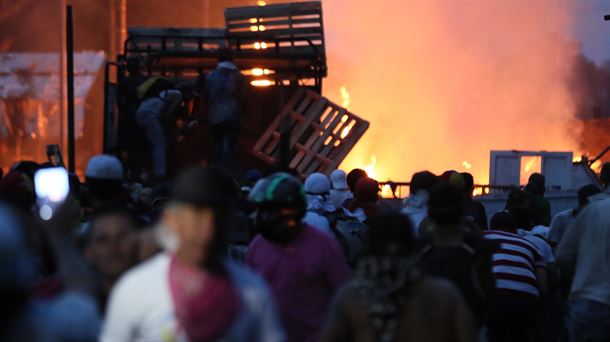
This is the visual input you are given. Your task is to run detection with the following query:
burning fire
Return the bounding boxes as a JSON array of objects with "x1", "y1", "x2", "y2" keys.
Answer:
[
  {"x1": 591, "y1": 160, "x2": 602, "y2": 173},
  {"x1": 327, "y1": 2, "x2": 578, "y2": 188},
  {"x1": 364, "y1": 155, "x2": 377, "y2": 179},
  {"x1": 340, "y1": 86, "x2": 351, "y2": 109}
]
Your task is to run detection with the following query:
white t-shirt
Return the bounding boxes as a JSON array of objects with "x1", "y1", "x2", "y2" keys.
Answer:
[
  {"x1": 517, "y1": 229, "x2": 555, "y2": 263},
  {"x1": 548, "y1": 209, "x2": 576, "y2": 245},
  {"x1": 101, "y1": 254, "x2": 184, "y2": 342},
  {"x1": 101, "y1": 253, "x2": 284, "y2": 342}
]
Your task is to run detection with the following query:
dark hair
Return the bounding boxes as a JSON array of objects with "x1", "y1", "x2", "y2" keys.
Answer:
[
  {"x1": 505, "y1": 189, "x2": 534, "y2": 229},
  {"x1": 462, "y1": 172, "x2": 474, "y2": 193},
  {"x1": 218, "y1": 48, "x2": 233, "y2": 63},
  {"x1": 410, "y1": 171, "x2": 438, "y2": 194},
  {"x1": 526, "y1": 173, "x2": 545, "y2": 195},
  {"x1": 367, "y1": 210, "x2": 414, "y2": 256},
  {"x1": 347, "y1": 168, "x2": 368, "y2": 192},
  {"x1": 490, "y1": 211, "x2": 518, "y2": 231},
  {"x1": 354, "y1": 177, "x2": 379, "y2": 203},
  {"x1": 601, "y1": 162, "x2": 610, "y2": 187},
  {"x1": 577, "y1": 184, "x2": 601, "y2": 208},
  {"x1": 428, "y1": 183, "x2": 465, "y2": 226}
]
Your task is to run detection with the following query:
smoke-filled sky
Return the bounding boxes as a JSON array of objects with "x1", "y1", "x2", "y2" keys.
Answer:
[
  {"x1": 323, "y1": 0, "x2": 609, "y2": 183},
  {"x1": 572, "y1": 0, "x2": 610, "y2": 65}
]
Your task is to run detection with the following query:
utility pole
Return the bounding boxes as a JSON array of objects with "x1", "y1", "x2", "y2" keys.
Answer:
[{"x1": 66, "y1": 5, "x2": 75, "y2": 173}]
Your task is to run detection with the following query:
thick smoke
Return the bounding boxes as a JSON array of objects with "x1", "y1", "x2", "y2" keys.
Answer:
[{"x1": 323, "y1": 1, "x2": 580, "y2": 183}]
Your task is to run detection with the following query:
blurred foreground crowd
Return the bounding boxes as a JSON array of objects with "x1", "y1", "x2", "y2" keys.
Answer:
[{"x1": 0, "y1": 155, "x2": 609, "y2": 342}]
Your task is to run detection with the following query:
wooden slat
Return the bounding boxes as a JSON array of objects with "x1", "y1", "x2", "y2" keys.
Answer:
[
  {"x1": 229, "y1": 27, "x2": 322, "y2": 37},
  {"x1": 289, "y1": 107, "x2": 338, "y2": 168},
  {"x1": 264, "y1": 94, "x2": 313, "y2": 156},
  {"x1": 251, "y1": 88, "x2": 306, "y2": 160},
  {"x1": 252, "y1": 89, "x2": 369, "y2": 175},
  {"x1": 227, "y1": 17, "x2": 321, "y2": 30},
  {"x1": 225, "y1": 2, "x2": 322, "y2": 21}
]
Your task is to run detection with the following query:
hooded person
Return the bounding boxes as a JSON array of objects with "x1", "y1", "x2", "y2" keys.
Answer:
[
  {"x1": 102, "y1": 166, "x2": 285, "y2": 342},
  {"x1": 329, "y1": 169, "x2": 353, "y2": 209},
  {"x1": 303, "y1": 173, "x2": 335, "y2": 235},
  {"x1": 401, "y1": 171, "x2": 438, "y2": 236},
  {"x1": 246, "y1": 173, "x2": 350, "y2": 342}
]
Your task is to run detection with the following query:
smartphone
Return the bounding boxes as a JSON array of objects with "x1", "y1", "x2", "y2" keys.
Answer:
[{"x1": 35, "y1": 167, "x2": 70, "y2": 220}]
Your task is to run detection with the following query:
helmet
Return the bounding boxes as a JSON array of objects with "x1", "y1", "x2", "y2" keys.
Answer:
[
  {"x1": 248, "y1": 173, "x2": 306, "y2": 215},
  {"x1": 249, "y1": 173, "x2": 307, "y2": 244}
]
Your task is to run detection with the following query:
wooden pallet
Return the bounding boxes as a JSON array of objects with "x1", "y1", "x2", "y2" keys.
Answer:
[
  {"x1": 225, "y1": 1, "x2": 325, "y2": 57},
  {"x1": 252, "y1": 88, "x2": 369, "y2": 178}
]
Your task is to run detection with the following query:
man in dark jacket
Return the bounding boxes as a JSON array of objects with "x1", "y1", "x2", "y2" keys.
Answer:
[{"x1": 203, "y1": 49, "x2": 248, "y2": 163}]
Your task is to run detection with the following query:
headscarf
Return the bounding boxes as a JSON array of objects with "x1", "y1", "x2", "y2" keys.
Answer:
[
  {"x1": 168, "y1": 256, "x2": 241, "y2": 341},
  {"x1": 304, "y1": 173, "x2": 335, "y2": 213}
]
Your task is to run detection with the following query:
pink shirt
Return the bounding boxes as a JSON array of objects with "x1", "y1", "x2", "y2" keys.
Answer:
[{"x1": 246, "y1": 225, "x2": 350, "y2": 342}]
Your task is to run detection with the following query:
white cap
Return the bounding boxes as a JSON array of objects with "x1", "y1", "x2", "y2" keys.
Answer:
[
  {"x1": 330, "y1": 169, "x2": 349, "y2": 190},
  {"x1": 304, "y1": 173, "x2": 331, "y2": 195},
  {"x1": 85, "y1": 155, "x2": 124, "y2": 180}
]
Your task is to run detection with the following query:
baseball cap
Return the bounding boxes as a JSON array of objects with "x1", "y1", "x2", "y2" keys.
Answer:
[
  {"x1": 330, "y1": 169, "x2": 349, "y2": 190},
  {"x1": 85, "y1": 155, "x2": 124, "y2": 181},
  {"x1": 304, "y1": 173, "x2": 330, "y2": 195}
]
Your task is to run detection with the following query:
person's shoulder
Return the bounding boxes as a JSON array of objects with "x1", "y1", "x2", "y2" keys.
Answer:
[
  {"x1": 115, "y1": 253, "x2": 169, "y2": 290},
  {"x1": 554, "y1": 209, "x2": 574, "y2": 220},
  {"x1": 304, "y1": 224, "x2": 335, "y2": 242},
  {"x1": 226, "y1": 261, "x2": 274, "y2": 308},
  {"x1": 411, "y1": 277, "x2": 463, "y2": 302},
  {"x1": 226, "y1": 261, "x2": 265, "y2": 287}
]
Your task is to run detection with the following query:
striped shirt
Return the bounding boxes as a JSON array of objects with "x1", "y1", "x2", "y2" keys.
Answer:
[{"x1": 482, "y1": 230, "x2": 545, "y2": 298}]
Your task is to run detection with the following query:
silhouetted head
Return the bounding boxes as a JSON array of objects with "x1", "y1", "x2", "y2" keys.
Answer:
[
  {"x1": 347, "y1": 168, "x2": 368, "y2": 193},
  {"x1": 409, "y1": 171, "x2": 438, "y2": 195},
  {"x1": 440, "y1": 170, "x2": 465, "y2": 191},
  {"x1": 428, "y1": 183, "x2": 465, "y2": 227},
  {"x1": 577, "y1": 184, "x2": 601, "y2": 209},
  {"x1": 490, "y1": 211, "x2": 518, "y2": 232},
  {"x1": 367, "y1": 210, "x2": 414, "y2": 256},
  {"x1": 526, "y1": 173, "x2": 545, "y2": 195},
  {"x1": 218, "y1": 48, "x2": 233, "y2": 63},
  {"x1": 462, "y1": 172, "x2": 475, "y2": 197},
  {"x1": 505, "y1": 188, "x2": 534, "y2": 229}
]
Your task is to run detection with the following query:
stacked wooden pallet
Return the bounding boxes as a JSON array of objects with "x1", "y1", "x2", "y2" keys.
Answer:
[{"x1": 252, "y1": 88, "x2": 369, "y2": 178}]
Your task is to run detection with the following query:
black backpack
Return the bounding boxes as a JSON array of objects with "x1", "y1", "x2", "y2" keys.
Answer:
[{"x1": 417, "y1": 234, "x2": 496, "y2": 325}]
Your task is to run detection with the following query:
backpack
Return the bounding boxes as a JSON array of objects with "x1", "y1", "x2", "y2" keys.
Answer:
[
  {"x1": 417, "y1": 234, "x2": 496, "y2": 325},
  {"x1": 315, "y1": 209, "x2": 369, "y2": 265}
]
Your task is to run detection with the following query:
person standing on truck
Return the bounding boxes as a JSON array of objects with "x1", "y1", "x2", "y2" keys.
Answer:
[
  {"x1": 203, "y1": 49, "x2": 248, "y2": 163},
  {"x1": 135, "y1": 78, "x2": 182, "y2": 182}
]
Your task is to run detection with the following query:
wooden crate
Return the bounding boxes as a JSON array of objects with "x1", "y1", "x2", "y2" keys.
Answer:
[{"x1": 252, "y1": 88, "x2": 369, "y2": 178}]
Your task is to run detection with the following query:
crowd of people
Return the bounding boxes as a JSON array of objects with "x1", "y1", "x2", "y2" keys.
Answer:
[{"x1": 1, "y1": 150, "x2": 609, "y2": 342}]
